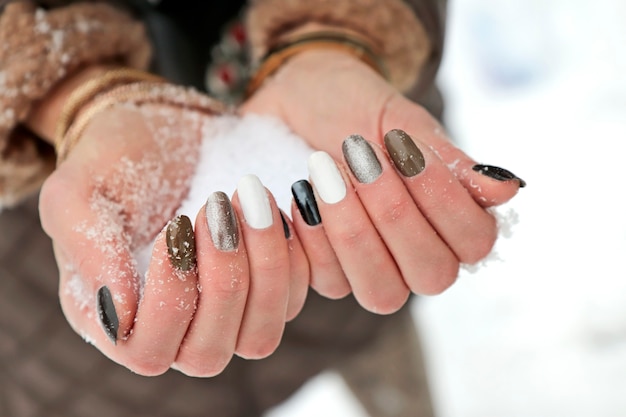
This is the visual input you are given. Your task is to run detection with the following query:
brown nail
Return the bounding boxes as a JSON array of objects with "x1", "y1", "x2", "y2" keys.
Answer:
[
  {"x1": 205, "y1": 192, "x2": 239, "y2": 251},
  {"x1": 384, "y1": 129, "x2": 426, "y2": 177},
  {"x1": 166, "y1": 215, "x2": 196, "y2": 271}
]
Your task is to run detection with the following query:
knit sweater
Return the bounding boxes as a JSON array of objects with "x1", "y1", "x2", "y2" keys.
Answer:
[{"x1": 0, "y1": 0, "x2": 446, "y2": 208}]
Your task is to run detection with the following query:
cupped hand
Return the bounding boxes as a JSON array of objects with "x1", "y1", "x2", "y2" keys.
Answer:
[
  {"x1": 241, "y1": 50, "x2": 525, "y2": 313},
  {"x1": 39, "y1": 104, "x2": 308, "y2": 375}
]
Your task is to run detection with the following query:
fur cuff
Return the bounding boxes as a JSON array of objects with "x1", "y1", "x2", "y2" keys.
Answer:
[
  {"x1": 245, "y1": 0, "x2": 430, "y2": 92},
  {"x1": 0, "y1": 1, "x2": 150, "y2": 208}
]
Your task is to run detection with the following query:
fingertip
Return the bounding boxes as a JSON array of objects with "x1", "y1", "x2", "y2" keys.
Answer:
[{"x1": 472, "y1": 164, "x2": 526, "y2": 188}]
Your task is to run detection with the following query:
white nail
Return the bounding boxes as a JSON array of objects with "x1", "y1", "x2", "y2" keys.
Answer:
[
  {"x1": 308, "y1": 151, "x2": 346, "y2": 204},
  {"x1": 237, "y1": 174, "x2": 273, "y2": 229}
]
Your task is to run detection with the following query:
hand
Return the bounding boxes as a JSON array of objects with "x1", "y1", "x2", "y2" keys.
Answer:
[
  {"x1": 39, "y1": 104, "x2": 308, "y2": 376},
  {"x1": 242, "y1": 50, "x2": 524, "y2": 313}
]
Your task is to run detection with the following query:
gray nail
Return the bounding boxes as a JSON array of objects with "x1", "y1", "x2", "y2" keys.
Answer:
[
  {"x1": 384, "y1": 129, "x2": 426, "y2": 177},
  {"x1": 342, "y1": 134, "x2": 383, "y2": 184},
  {"x1": 205, "y1": 191, "x2": 239, "y2": 251}
]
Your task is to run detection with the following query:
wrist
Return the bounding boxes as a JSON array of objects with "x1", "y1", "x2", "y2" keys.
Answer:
[
  {"x1": 25, "y1": 64, "x2": 116, "y2": 144},
  {"x1": 246, "y1": 30, "x2": 387, "y2": 98}
]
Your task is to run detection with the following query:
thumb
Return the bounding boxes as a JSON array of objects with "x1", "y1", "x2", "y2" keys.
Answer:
[{"x1": 41, "y1": 172, "x2": 141, "y2": 344}]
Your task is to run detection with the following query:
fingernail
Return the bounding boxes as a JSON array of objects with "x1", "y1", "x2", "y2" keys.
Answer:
[
  {"x1": 166, "y1": 215, "x2": 197, "y2": 271},
  {"x1": 97, "y1": 286, "x2": 118, "y2": 345},
  {"x1": 472, "y1": 164, "x2": 526, "y2": 188},
  {"x1": 384, "y1": 129, "x2": 426, "y2": 177},
  {"x1": 342, "y1": 134, "x2": 382, "y2": 184},
  {"x1": 279, "y1": 211, "x2": 291, "y2": 239},
  {"x1": 291, "y1": 179, "x2": 322, "y2": 226},
  {"x1": 308, "y1": 151, "x2": 346, "y2": 204},
  {"x1": 205, "y1": 191, "x2": 239, "y2": 251},
  {"x1": 237, "y1": 174, "x2": 273, "y2": 229}
]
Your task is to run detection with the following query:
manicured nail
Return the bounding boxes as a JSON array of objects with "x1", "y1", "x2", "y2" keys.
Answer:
[
  {"x1": 205, "y1": 191, "x2": 239, "y2": 251},
  {"x1": 279, "y1": 211, "x2": 291, "y2": 239},
  {"x1": 166, "y1": 215, "x2": 197, "y2": 271},
  {"x1": 384, "y1": 129, "x2": 426, "y2": 177},
  {"x1": 291, "y1": 179, "x2": 322, "y2": 226},
  {"x1": 97, "y1": 286, "x2": 118, "y2": 345},
  {"x1": 308, "y1": 151, "x2": 346, "y2": 204},
  {"x1": 342, "y1": 134, "x2": 382, "y2": 184},
  {"x1": 237, "y1": 174, "x2": 273, "y2": 229},
  {"x1": 472, "y1": 164, "x2": 526, "y2": 188}
]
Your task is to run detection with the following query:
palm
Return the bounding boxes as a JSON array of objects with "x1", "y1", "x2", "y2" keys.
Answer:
[
  {"x1": 241, "y1": 50, "x2": 398, "y2": 159},
  {"x1": 40, "y1": 104, "x2": 204, "y2": 335}
]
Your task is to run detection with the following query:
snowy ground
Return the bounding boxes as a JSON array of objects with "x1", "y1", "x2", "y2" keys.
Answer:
[{"x1": 267, "y1": 0, "x2": 626, "y2": 416}]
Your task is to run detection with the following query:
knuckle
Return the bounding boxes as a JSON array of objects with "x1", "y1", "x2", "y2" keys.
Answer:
[
  {"x1": 312, "y1": 279, "x2": 352, "y2": 300},
  {"x1": 332, "y1": 223, "x2": 369, "y2": 250},
  {"x1": 126, "y1": 356, "x2": 171, "y2": 377},
  {"x1": 208, "y1": 272, "x2": 250, "y2": 299},
  {"x1": 459, "y1": 221, "x2": 498, "y2": 264},
  {"x1": 175, "y1": 348, "x2": 232, "y2": 377},
  {"x1": 420, "y1": 260, "x2": 460, "y2": 295},
  {"x1": 375, "y1": 196, "x2": 413, "y2": 227},
  {"x1": 236, "y1": 335, "x2": 281, "y2": 360},
  {"x1": 364, "y1": 290, "x2": 410, "y2": 315},
  {"x1": 254, "y1": 254, "x2": 289, "y2": 278}
]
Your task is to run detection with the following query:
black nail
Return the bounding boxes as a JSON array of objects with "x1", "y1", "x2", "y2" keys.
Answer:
[
  {"x1": 291, "y1": 180, "x2": 322, "y2": 226},
  {"x1": 472, "y1": 164, "x2": 526, "y2": 188},
  {"x1": 279, "y1": 211, "x2": 291, "y2": 239},
  {"x1": 97, "y1": 286, "x2": 118, "y2": 345}
]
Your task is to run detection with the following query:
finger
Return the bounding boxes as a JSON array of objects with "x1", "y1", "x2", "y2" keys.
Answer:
[
  {"x1": 231, "y1": 175, "x2": 290, "y2": 359},
  {"x1": 174, "y1": 192, "x2": 249, "y2": 376},
  {"x1": 118, "y1": 215, "x2": 199, "y2": 375},
  {"x1": 290, "y1": 179, "x2": 351, "y2": 299},
  {"x1": 383, "y1": 129, "x2": 499, "y2": 264},
  {"x1": 279, "y1": 209, "x2": 310, "y2": 321},
  {"x1": 41, "y1": 172, "x2": 140, "y2": 343},
  {"x1": 58, "y1": 216, "x2": 199, "y2": 376},
  {"x1": 341, "y1": 135, "x2": 459, "y2": 295},
  {"x1": 307, "y1": 152, "x2": 410, "y2": 314},
  {"x1": 381, "y1": 95, "x2": 525, "y2": 207}
]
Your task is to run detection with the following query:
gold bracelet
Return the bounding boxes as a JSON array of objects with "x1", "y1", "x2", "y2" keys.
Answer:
[
  {"x1": 246, "y1": 32, "x2": 388, "y2": 98},
  {"x1": 54, "y1": 68, "x2": 165, "y2": 155},
  {"x1": 55, "y1": 81, "x2": 229, "y2": 163}
]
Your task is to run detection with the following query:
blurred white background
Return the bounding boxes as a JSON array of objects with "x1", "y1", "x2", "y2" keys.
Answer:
[{"x1": 267, "y1": 0, "x2": 626, "y2": 415}]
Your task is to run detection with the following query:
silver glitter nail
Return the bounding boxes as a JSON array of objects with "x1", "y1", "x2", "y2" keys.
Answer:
[
  {"x1": 342, "y1": 134, "x2": 383, "y2": 184},
  {"x1": 205, "y1": 191, "x2": 239, "y2": 251}
]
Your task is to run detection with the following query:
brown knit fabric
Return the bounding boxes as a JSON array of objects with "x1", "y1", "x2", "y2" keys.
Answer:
[
  {"x1": 245, "y1": 0, "x2": 430, "y2": 93},
  {"x1": 0, "y1": 1, "x2": 150, "y2": 208}
]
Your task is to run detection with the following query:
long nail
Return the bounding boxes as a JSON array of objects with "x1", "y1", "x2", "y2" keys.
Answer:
[
  {"x1": 237, "y1": 174, "x2": 273, "y2": 229},
  {"x1": 166, "y1": 215, "x2": 197, "y2": 271},
  {"x1": 97, "y1": 286, "x2": 118, "y2": 345},
  {"x1": 205, "y1": 191, "x2": 239, "y2": 251},
  {"x1": 472, "y1": 164, "x2": 526, "y2": 188},
  {"x1": 308, "y1": 151, "x2": 346, "y2": 204},
  {"x1": 291, "y1": 180, "x2": 322, "y2": 226},
  {"x1": 342, "y1": 134, "x2": 382, "y2": 184},
  {"x1": 384, "y1": 129, "x2": 426, "y2": 177}
]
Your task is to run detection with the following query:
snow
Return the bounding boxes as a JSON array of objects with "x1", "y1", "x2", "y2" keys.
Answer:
[{"x1": 266, "y1": 0, "x2": 626, "y2": 416}]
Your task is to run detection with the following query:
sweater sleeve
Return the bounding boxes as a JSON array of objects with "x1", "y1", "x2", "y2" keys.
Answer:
[
  {"x1": 0, "y1": 1, "x2": 151, "y2": 208},
  {"x1": 244, "y1": 0, "x2": 447, "y2": 94}
]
